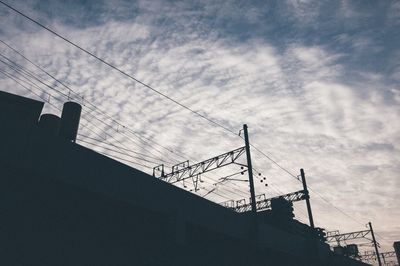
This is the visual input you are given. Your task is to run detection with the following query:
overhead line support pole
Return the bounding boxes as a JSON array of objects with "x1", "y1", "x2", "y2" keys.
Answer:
[
  {"x1": 300, "y1": 169, "x2": 315, "y2": 229},
  {"x1": 243, "y1": 124, "x2": 257, "y2": 215},
  {"x1": 369, "y1": 222, "x2": 382, "y2": 266}
]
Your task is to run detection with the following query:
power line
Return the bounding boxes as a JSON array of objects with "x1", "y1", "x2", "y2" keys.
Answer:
[
  {"x1": 76, "y1": 137, "x2": 162, "y2": 165},
  {"x1": 0, "y1": 68, "x2": 57, "y2": 110},
  {"x1": 103, "y1": 153, "x2": 149, "y2": 169},
  {"x1": 0, "y1": 43, "x2": 185, "y2": 162},
  {"x1": 0, "y1": 66, "x2": 56, "y2": 102},
  {"x1": 1, "y1": 54, "x2": 250, "y2": 201},
  {"x1": 77, "y1": 133, "x2": 175, "y2": 165},
  {"x1": 0, "y1": 49, "x2": 191, "y2": 167},
  {"x1": 0, "y1": 7, "x2": 297, "y2": 183},
  {"x1": 1, "y1": 55, "x2": 251, "y2": 201},
  {"x1": 0, "y1": 66, "x2": 159, "y2": 169},
  {"x1": 249, "y1": 144, "x2": 298, "y2": 179},
  {"x1": 0, "y1": 0, "x2": 238, "y2": 137},
  {"x1": 0, "y1": 2, "x2": 299, "y2": 194}
]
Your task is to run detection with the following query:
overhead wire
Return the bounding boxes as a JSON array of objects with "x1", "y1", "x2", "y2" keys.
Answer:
[
  {"x1": 204, "y1": 171, "x2": 250, "y2": 199},
  {"x1": 0, "y1": 40, "x2": 187, "y2": 163},
  {"x1": 0, "y1": 50, "x2": 182, "y2": 166},
  {"x1": 76, "y1": 137, "x2": 162, "y2": 165},
  {"x1": 0, "y1": 0, "x2": 238, "y2": 137},
  {"x1": 0, "y1": 65, "x2": 158, "y2": 169},
  {"x1": 0, "y1": 1, "x2": 297, "y2": 198},
  {"x1": 0, "y1": 69, "x2": 58, "y2": 112},
  {"x1": 0, "y1": 66, "x2": 57, "y2": 103},
  {"x1": 76, "y1": 133, "x2": 175, "y2": 165},
  {"x1": 1, "y1": 48, "x2": 250, "y2": 201}
]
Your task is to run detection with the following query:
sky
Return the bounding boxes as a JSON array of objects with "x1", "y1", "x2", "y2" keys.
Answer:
[{"x1": 0, "y1": 0, "x2": 399, "y2": 255}]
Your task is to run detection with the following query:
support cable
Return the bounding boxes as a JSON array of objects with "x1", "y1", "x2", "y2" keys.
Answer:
[
  {"x1": 77, "y1": 134, "x2": 175, "y2": 165},
  {"x1": 0, "y1": 41, "x2": 187, "y2": 162},
  {"x1": 0, "y1": 69, "x2": 159, "y2": 169},
  {"x1": 0, "y1": 2, "x2": 238, "y2": 136},
  {"x1": 0, "y1": 4, "x2": 300, "y2": 201},
  {"x1": 0, "y1": 53, "x2": 181, "y2": 164}
]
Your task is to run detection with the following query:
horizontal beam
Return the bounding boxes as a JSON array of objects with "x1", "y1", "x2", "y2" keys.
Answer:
[
  {"x1": 381, "y1": 251, "x2": 396, "y2": 259},
  {"x1": 326, "y1": 230, "x2": 371, "y2": 242},
  {"x1": 156, "y1": 146, "x2": 246, "y2": 183},
  {"x1": 360, "y1": 251, "x2": 390, "y2": 262},
  {"x1": 221, "y1": 190, "x2": 307, "y2": 213},
  {"x1": 361, "y1": 253, "x2": 377, "y2": 261},
  {"x1": 326, "y1": 230, "x2": 340, "y2": 237}
]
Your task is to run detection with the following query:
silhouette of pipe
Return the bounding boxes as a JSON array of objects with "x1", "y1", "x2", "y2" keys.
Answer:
[
  {"x1": 59, "y1": 101, "x2": 81, "y2": 142},
  {"x1": 38, "y1": 114, "x2": 60, "y2": 135}
]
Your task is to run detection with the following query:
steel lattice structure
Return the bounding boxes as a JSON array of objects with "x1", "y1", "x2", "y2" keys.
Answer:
[
  {"x1": 381, "y1": 251, "x2": 396, "y2": 259},
  {"x1": 221, "y1": 190, "x2": 307, "y2": 213},
  {"x1": 326, "y1": 230, "x2": 340, "y2": 237},
  {"x1": 359, "y1": 251, "x2": 377, "y2": 262},
  {"x1": 153, "y1": 147, "x2": 246, "y2": 189},
  {"x1": 381, "y1": 251, "x2": 397, "y2": 263},
  {"x1": 326, "y1": 230, "x2": 371, "y2": 243},
  {"x1": 360, "y1": 251, "x2": 396, "y2": 262}
]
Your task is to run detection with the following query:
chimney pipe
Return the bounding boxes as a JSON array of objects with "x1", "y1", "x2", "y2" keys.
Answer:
[
  {"x1": 59, "y1": 101, "x2": 81, "y2": 142},
  {"x1": 38, "y1": 113, "x2": 60, "y2": 136}
]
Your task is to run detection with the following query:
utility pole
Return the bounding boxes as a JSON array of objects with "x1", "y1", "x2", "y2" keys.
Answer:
[
  {"x1": 243, "y1": 124, "x2": 257, "y2": 215},
  {"x1": 369, "y1": 222, "x2": 382, "y2": 266},
  {"x1": 300, "y1": 169, "x2": 315, "y2": 229}
]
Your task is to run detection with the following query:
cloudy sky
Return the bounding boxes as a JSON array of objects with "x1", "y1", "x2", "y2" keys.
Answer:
[{"x1": 0, "y1": 0, "x2": 399, "y2": 254}]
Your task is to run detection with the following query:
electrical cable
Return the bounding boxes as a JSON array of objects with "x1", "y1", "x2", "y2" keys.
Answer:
[
  {"x1": 0, "y1": 68, "x2": 159, "y2": 169},
  {"x1": 0, "y1": 40, "x2": 187, "y2": 162},
  {"x1": 1, "y1": 60, "x2": 256, "y2": 203},
  {"x1": 0, "y1": 52, "x2": 182, "y2": 165},
  {"x1": 0, "y1": 68, "x2": 58, "y2": 111},
  {"x1": 76, "y1": 138, "x2": 162, "y2": 165},
  {"x1": 77, "y1": 133, "x2": 175, "y2": 165},
  {"x1": 0, "y1": 9, "x2": 297, "y2": 200},
  {"x1": 0, "y1": 1, "x2": 238, "y2": 136}
]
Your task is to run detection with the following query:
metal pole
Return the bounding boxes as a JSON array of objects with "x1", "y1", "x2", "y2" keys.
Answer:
[
  {"x1": 369, "y1": 222, "x2": 382, "y2": 266},
  {"x1": 300, "y1": 169, "x2": 315, "y2": 229},
  {"x1": 243, "y1": 124, "x2": 257, "y2": 215},
  {"x1": 381, "y1": 253, "x2": 386, "y2": 265}
]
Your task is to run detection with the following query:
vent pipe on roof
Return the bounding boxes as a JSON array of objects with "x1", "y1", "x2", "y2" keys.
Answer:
[
  {"x1": 59, "y1": 101, "x2": 81, "y2": 142},
  {"x1": 38, "y1": 114, "x2": 60, "y2": 135}
]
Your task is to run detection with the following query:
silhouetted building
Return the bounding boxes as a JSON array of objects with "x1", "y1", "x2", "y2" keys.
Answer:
[
  {"x1": 0, "y1": 90, "x2": 370, "y2": 265},
  {"x1": 394, "y1": 241, "x2": 400, "y2": 265}
]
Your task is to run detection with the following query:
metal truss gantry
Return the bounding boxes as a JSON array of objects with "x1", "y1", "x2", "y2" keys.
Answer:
[
  {"x1": 221, "y1": 189, "x2": 307, "y2": 213},
  {"x1": 153, "y1": 146, "x2": 246, "y2": 190},
  {"x1": 327, "y1": 224, "x2": 383, "y2": 266},
  {"x1": 361, "y1": 251, "x2": 397, "y2": 264},
  {"x1": 326, "y1": 230, "x2": 372, "y2": 243}
]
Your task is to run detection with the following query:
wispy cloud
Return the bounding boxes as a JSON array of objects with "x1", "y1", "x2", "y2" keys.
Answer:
[{"x1": 0, "y1": 0, "x2": 399, "y2": 251}]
